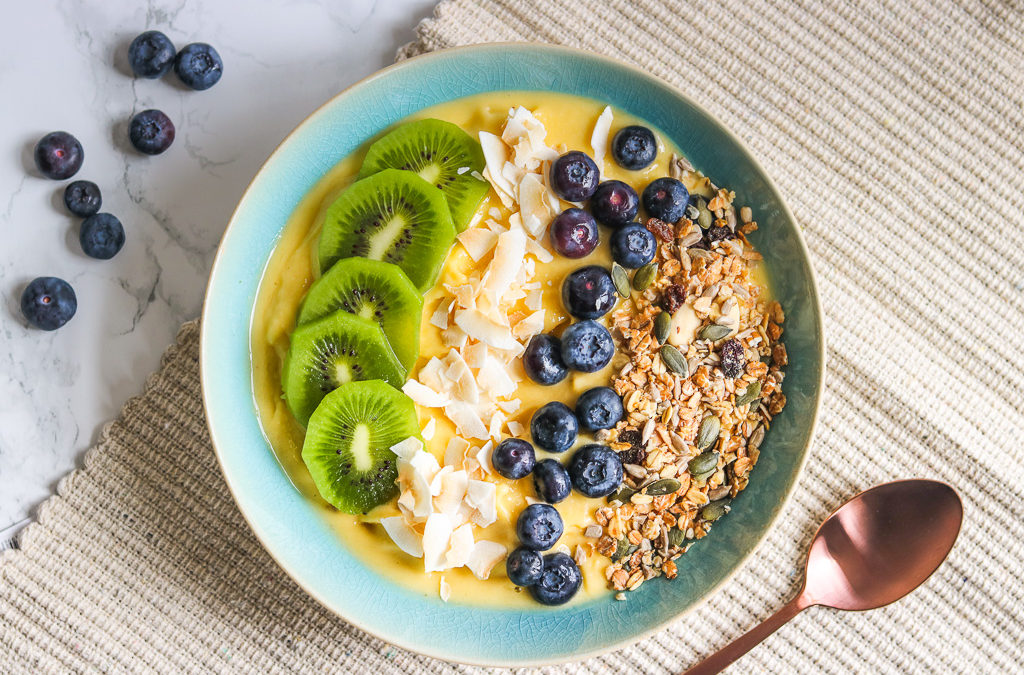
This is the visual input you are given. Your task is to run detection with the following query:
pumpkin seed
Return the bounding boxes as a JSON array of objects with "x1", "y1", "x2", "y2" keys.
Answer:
[
  {"x1": 735, "y1": 381, "x2": 762, "y2": 407},
  {"x1": 611, "y1": 537, "x2": 631, "y2": 562},
  {"x1": 644, "y1": 478, "x2": 681, "y2": 496},
  {"x1": 654, "y1": 311, "x2": 671, "y2": 344},
  {"x1": 696, "y1": 416, "x2": 721, "y2": 451},
  {"x1": 659, "y1": 344, "x2": 688, "y2": 376},
  {"x1": 700, "y1": 500, "x2": 730, "y2": 522},
  {"x1": 697, "y1": 201, "x2": 713, "y2": 230},
  {"x1": 668, "y1": 527, "x2": 686, "y2": 547},
  {"x1": 611, "y1": 263, "x2": 631, "y2": 298},
  {"x1": 688, "y1": 451, "x2": 718, "y2": 477},
  {"x1": 632, "y1": 262, "x2": 658, "y2": 291},
  {"x1": 691, "y1": 467, "x2": 716, "y2": 486},
  {"x1": 607, "y1": 485, "x2": 636, "y2": 503},
  {"x1": 698, "y1": 324, "x2": 732, "y2": 341}
]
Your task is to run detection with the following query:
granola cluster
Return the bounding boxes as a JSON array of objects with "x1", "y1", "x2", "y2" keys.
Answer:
[{"x1": 587, "y1": 159, "x2": 788, "y2": 594}]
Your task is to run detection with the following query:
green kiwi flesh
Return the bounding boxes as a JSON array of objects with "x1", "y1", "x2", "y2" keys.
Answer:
[
  {"x1": 297, "y1": 258, "x2": 422, "y2": 371},
  {"x1": 282, "y1": 310, "x2": 406, "y2": 426},
  {"x1": 317, "y1": 168, "x2": 455, "y2": 291},
  {"x1": 358, "y1": 118, "x2": 490, "y2": 232},
  {"x1": 302, "y1": 379, "x2": 420, "y2": 514}
]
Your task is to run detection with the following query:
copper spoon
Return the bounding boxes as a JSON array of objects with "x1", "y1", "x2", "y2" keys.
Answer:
[{"x1": 684, "y1": 479, "x2": 963, "y2": 675}]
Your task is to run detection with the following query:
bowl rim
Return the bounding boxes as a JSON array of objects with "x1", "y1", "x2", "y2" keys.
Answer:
[{"x1": 200, "y1": 41, "x2": 825, "y2": 667}]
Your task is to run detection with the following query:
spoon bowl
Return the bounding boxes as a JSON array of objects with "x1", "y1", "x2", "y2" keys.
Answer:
[{"x1": 685, "y1": 479, "x2": 962, "y2": 675}]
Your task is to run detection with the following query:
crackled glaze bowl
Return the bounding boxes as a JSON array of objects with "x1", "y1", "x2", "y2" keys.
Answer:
[{"x1": 200, "y1": 43, "x2": 824, "y2": 665}]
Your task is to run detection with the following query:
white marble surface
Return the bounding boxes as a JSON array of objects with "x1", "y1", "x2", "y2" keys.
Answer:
[{"x1": 0, "y1": 0, "x2": 438, "y2": 532}]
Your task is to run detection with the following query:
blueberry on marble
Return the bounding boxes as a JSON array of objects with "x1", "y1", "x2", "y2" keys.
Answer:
[
  {"x1": 174, "y1": 43, "x2": 223, "y2": 90},
  {"x1": 590, "y1": 180, "x2": 639, "y2": 228},
  {"x1": 492, "y1": 438, "x2": 536, "y2": 480},
  {"x1": 34, "y1": 131, "x2": 83, "y2": 180},
  {"x1": 530, "y1": 402, "x2": 578, "y2": 453},
  {"x1": 63, "y1": 180, "x2": 102, "y2": 217},
  {"x1": 506, "y1": 547, "x2": 544, "y2": 586},
  {"x1": 611, "y1": 125, "x2": 657, "y2": 170},
  {"x1": 550, "y1": 151, "x2": 599, "y2": 202},
  {"x1": 128, "y1": 30, "x2": 176, "y2": 79},
  {"x1": 21, "y1": 277, "x2": 76, "y2": 330},
  {"x1": 80, "y1": 213, "x2": 125, "y2": 259},
  {"x1": 532, "y1": 458, "x2": 572, "y2": 504},
  {"x1": 529, "y1": 552, "x2": 582, "y2": 605},
  {"x1": 567, "y1": 444, "x2": 624, "y2": 498},
  {"x1": 610, "y1": 223, "x2": 657, "y2": 269},
  {"x1": 516, "y1": 503, "x2": 563, "y2": 551},
  {"x1": 129, "y1": 109, "x2": 175, "y2": 155},
  {"x1": 562, "y1": 265, "x2": 617, "y2": 320},
  {"x1": 560, "y1": 320, "x2": 614, "y2": 372},
  {"x1": 642, "y1": 177, "x2": 689, "y2": 223},
  {"x1": 522, "y1": 334, "x2": 569, "y2": 385},
  {"x1": 574, "y1": 386, "x2": 624, "y2": 431}
]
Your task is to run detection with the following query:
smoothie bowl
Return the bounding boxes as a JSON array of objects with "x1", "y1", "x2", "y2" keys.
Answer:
[{"x1": 201, "y1": 43, "x2": 823, "y2": 665}]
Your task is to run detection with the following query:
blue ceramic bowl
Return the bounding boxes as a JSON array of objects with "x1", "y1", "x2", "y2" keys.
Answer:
[{"x1": 201, "y1": 43, "x2": 824, "y2": 666}]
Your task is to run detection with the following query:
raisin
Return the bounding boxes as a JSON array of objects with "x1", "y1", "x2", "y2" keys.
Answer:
[
  {"x1": 719, "y1": 338, "x2": 745, "y2": 378},
  {"x1": 645, "y1": 217, "x2": 674, "y2": 243},
  {"x1": 661, "y1": 284, "x2": 687, "y2": 314},
  {"x1": 617, "y1": 429, "x2": 646, "y2": 465},
  {"x1": 704, "y1": 223, "x2": 735, "y2": 246}
]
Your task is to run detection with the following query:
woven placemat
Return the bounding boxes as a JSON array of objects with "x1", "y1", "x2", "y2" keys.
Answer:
[{"x1": 4, "y1": 0, "x2": 1024, "y2": 672}]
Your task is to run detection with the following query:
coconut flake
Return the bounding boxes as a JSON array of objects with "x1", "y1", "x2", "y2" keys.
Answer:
[
  {"x1": 476, "y1": 355, "x2": 518, "y2": 397},
  {"x1": 444, "y1": 436, "x2": 470, "y2": 468},
  {"x1": 390, "y1": 436, "x2": 424, "y2": 462},
  {"x1": 508, "y1": 420, "x2": 525, "y2": 436},
  {"x1": 463, "y1": 341, "x2": 490, "y2": 369},
  {"x1": 466, "y1": 479, "x2": 497, "y2": 527},
  {"x1": 445, "y1": 523, "x2": 475, "y2": 568},
  {"x1": 488, "y1": 410, "x2": 506, "y2": 440},
  {"x1": 513, "y1": 310, "x2": 546, "y2": 340},
  {"x1": 497, "y1": 398, "x2": 522, "y2": 414},
  {"x1": 525, "y1": 235, "x2": 554, "y2": 263},
  {"x1": 417, "y1": 357, "x2": 447, "y2": 392},
  {"x1": 423, "y1": 513, "x2": 454, "y2": 572},
  {"x1": 474, "y1": 443, "x2": 495, "y2": 476},
  {"x1": 445, "y1": 401, "x2": 489, "y2": 440},
  {"x1": 435, "y1": 469, "x2": 469, "y2": 516},
  {"x1": 453, "y1": 308, "x2": 519, "y2": 351},
  {"x1": 467, "y1": 540, "x2": 507, "y2": 580},
  {"x1": 479, "y1": 132, "x2": 514, "y2": 207},
  {"x1": 480, "y1": 229, "x2": 527, "y2": 306},
  {"x1": 591, "y1": 105, "x2": 614, "y2": 168},
  {"x1": 518, "y1": 174, "x2": 554, "y2": 237},
  {"x1": 421, "y1": 418, "x2": 436, "y2": 441},
  {"x1": 402, "y1": 380, "x2": 450, "y2": 408},
  {"x1": 525, "y1": 288, "x2": 544, "y2": 311},
  {"x1": 381, "y1": 516, "x2": 423, "y2": 558},
  {"x1": 457, "y1": 228, "x2": 499, "y2": 262},
  {"x1": 439, "y1": 577, "x2": 451, "y2": 602},
  {"x1": 430, "y1": 298, "x2": 453, "y2": 330},
  {"x1": 441, "y1": 324, "x2": 468, "y2": 349}
]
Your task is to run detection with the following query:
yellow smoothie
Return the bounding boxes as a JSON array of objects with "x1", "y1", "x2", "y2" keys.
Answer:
[{"x1": 251, "y1": 91, "x2": 719, "y2": 605}]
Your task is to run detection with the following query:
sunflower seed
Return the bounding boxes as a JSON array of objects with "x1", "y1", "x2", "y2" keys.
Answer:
[
  {"x1": 611, "y1": 263, "x2": 631, "y2": 298},
  {"x1": 698, "y1": 324, "x2": 732, "y2": 341},
  {"x1": 748, "y1": 424, "x2": 766, "y2": 451},
  {"x1": 680, "y1": 229, "x2": 704, "y2": 248},
  {"x1": 688, "y1": 451, "x2": 718, "y2": 476},
  {"x1": 632, "y1": 262, "x2": 658, "y2": 291},
  {"x1": 644, "y1": 478, "x2": 682, "y2": 496},
  {"x1": 697, "y1": 416, "x2": 721, "y2": 450},
  {"x1": 659, "y1": 344, "x2": 688, "y2": 376},
  {"x1": 654, "y1": 311, "x2": 671, "y2": 344},
  {"x1": 735, "y1": 381, "x2": 762, "y2": 408}
]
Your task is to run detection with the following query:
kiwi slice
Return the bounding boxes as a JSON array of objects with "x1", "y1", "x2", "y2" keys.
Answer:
[
  {"x1": 358, "y1": 118, "x2": 490, "y2": 232},
  {"x1": 318, "y1": 169, "x2": 456, "y2": 291},
  {"x1": 282, "y1": 310, "x2": 406, "y2": 426},
  {"x1": 302, "y1": 379, "x2": 420, "y2": 514},
  {"x1": 297, "y1": 258, "x2": 422, "y2": 371}
]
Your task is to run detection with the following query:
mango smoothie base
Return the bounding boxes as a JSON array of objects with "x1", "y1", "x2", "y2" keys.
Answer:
[{"x1": 250, "y1": 91, "x2": 778, "y2": 606}]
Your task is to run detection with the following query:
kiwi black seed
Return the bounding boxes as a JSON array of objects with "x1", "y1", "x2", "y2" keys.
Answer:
[
  {"x1": 359, "y1": 118, "x2": 490, "y2": 232},
  {"x1": 317, "y1": 168, "x2": 455, "y2": 291},
  {"x1": 302, "y1": 379, "x2": 421, "y2": 514},
  {"x1": 282, "y1": 309, "x2": 406, "y2": 426},
  {"x1": 297, "y1": 258, "x2": 422, "y2": 371}
]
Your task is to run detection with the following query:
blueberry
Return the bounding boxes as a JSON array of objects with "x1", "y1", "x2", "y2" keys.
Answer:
[
  {"x1": 63, "y1": 180, "x2": 101, "y2": 217},
  {"x1": 550, "y1": 151, "x2": 599, "y2": 202},
  {"x1": 34, "y1": 131, "x2": 83, "y2": 180},
  {"x1": 610, "y1": 223, "x2": 657, "y2": 269},
  {"x1": 560, "y1": 320, "x2": 614, "y2": 373},
  {"x1": 562, "y1": 265, "x2": 617, "y2": 320},
  {"x1": 575, "y1": 387, "x2": 624, "y2": 431},
  {"x1": 80, "y1": 213, "x2": 126, "y2": 260},
  {"x1": 174, "y1": 43, "x2": 223, "y2": 91},
  {"x1": 529, "y1": 553, "x2": 582, "y2": 606},
  {"x1": 642, "y1": 177, "x2": 689, "y2": 223},
  {"x1": 516, "y1": 503, "x2": 563, "y2": 551},
  {"x1": 522, "y1": 334, "x2": 569, "y2": 385},
  {"x1": 128, "y1": 30, "x2": 176, "y2": 79},
  {"x1": 590, "y1": 180, "x2": 639, "y2": 228},
  {"x1": 21, "y1": 277, "x2": 76, "y2": 331},
  {"x1": 129, "y1": 109, "x2": 175, "y2": 155},
  {"x1": 492, "y1": 438, "x2": 536, "y2": 480},
  {"x1": 549, "y1": 208, "x2": 599, "y2": 258},
  {"x1": 531, "y1": 402, "x2": 578, "y2": 453},
  {"x1": 532, "y1": 458, "x2": 572, "y2": 504},
  {"x1": 506, "y1": 547, "x2": 544, "y2": 586},
  {"x1": 611, "y1": 125, "x2": 657, "y2": 170},
  {"x1": 567, "y1": 444, "x2": 624, "y2": 498},
  {"x1": 719, "y1": 338, "x2": 746, "y2": 378}
]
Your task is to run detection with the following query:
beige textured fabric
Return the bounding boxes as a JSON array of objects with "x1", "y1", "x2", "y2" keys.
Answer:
[{"x1": 3, "y1": 0, "x2": 1024, "y2": 672}]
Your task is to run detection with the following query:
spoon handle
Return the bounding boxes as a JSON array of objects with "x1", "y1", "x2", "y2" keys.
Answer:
[{"x1": 682, "y1": 592, "x2": 811, "y2": 675}]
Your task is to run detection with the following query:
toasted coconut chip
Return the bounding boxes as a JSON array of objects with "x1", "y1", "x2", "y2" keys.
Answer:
[
  {"x1": 390, "y1": 436, "x2": 424, "y2": 461},
  {"x1": 454, "y1": 308, "x2": 519, "y2": 351},
  {"x1": 421, "y1": 418, "x2": 436, "y2": 441},
  {"x1": 445, "y1": 523, "x2": 475, "y2": 568},
  {"x1": 466, "y1": 479, "x2": 497, "y2": 527},
  {"x1": 444, "y1": 436, "x2": 470, "y2": 468},
  {"x1": 591, "y1": 105, "x2": 613, "y2": 169},
  {"x1": 439, "y1": 577, "x2": 451, "y2": 602},
  {"x1": 445, "y1": 401, "x2": 489, "y2": 440},
  {"x1": 457, "y1": 228, "x2": 499, "y2": 262},
  {"x1": 429, "y1": 297, "x2": 453, "y2": 330},
  {"x1": 435, "y1": 469, "x2": 469, "y2": 516},
  {"x1": 402, "y1": 380, "x2": 450, "y2": 408},
  {"x1": 381, "y1": 516, "x2": 423, "y2": 558},
  {"x1": 467, "y1": 540, "x2": 507, "y2": 580},
  {"x1": 422, "y1": 513, "x2": 454, "y2": 573}
]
